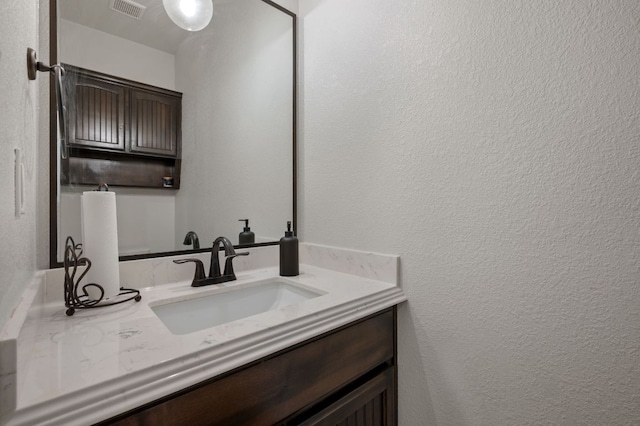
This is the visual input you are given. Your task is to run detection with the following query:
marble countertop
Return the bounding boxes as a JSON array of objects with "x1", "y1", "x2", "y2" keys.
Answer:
[{"x1": 2, "y1": 262, "x2": 405, "y2": 426}]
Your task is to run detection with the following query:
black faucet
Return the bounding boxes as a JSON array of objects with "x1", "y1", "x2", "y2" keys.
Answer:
[
  {"x1": 183, "y1": 231, "x2": 200, "y2": 249},
  {"x1": 173, "y1": 236, "x2": 249, "y2": 287}
]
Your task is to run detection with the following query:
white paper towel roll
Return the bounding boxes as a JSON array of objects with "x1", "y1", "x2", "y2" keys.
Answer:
[{"x1": 81, "y1": 191, "x2": 120, "y2": 300}]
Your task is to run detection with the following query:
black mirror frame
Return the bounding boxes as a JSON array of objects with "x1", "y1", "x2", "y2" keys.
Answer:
[{"x1": 49, "y1": 0, "x2": 297, "y2": 268}]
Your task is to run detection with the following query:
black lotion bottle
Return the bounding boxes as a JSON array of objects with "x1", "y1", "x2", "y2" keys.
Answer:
[
  {"x1": 279, "y1": 221, "x2": 299, "y2": 276},
  {"x1": 238, "y1": 219, "x2": 255, "y2": 244}
]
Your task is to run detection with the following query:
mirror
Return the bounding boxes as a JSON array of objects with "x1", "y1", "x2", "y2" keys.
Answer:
[{"x1": 50, "y1": 0, "x2": 296, "y2": 266}]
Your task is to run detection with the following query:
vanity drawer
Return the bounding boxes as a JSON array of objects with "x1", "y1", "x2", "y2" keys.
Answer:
[{"x1": 103, "y1": 308, "x2": 396, "y2": 426}]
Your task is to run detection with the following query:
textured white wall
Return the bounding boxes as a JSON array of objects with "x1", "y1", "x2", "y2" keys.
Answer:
[
  {"x1": 58, "y1": 19, "x2": 176, "y2": 90},
  {"x1": 175, "y1": 0, "x2": 293, "y2": 246},
  {"x1": 0, "y1": 0, "x2": 39, "y2": 328},
  {"x1": 300, "y1": 1, "x2": 640, "y2": 424}
]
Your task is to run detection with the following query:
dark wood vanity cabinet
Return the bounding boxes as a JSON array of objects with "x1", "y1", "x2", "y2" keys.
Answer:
[
  {"x1": 100, "y1": 307, "x2": 397, "y2": 426},
  {"x1": 62, "y1": 65, "x2": 182, "y2": 189}
]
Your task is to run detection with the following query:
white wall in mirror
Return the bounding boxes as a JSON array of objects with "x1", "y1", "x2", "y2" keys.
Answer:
[
  {"x1": 58, "y1": 18, "x2": 179, "y2": 256},
  {"x1": 273, "y1": 0, "x2": 297, "y2": 13},
  {"x1": 57, "y1": 0, "x2": 294, "y2": 260},
  {"x1": 175, "y1": 0, "x2": 293, "y2": 247},
  {"x1": 59, "y1": 19, "x2": 176, "y2": 89},
  {"x1": 59, "y1": 187, "x2": 176, "y2": 256}
]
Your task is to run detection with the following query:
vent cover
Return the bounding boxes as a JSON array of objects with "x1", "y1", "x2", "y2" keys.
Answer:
[{"x1": 109, "y1": 0, "x2": 147, "y2": 20}]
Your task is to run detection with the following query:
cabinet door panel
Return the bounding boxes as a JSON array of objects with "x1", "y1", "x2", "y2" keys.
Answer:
[
  {"x1": 299, "y1": 368, "x2": 395, "y2": 426},
  {"x1": 130, "y1": 89, "x2": 180, "y2": 157},
  {"x1": 69, "y1": 76, "x2": 126, "y2": 151}
]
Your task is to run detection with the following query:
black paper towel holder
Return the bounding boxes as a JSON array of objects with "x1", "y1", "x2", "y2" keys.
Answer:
[{"x1": 63, "y1": 236, "x2": 141, "y2": 316}]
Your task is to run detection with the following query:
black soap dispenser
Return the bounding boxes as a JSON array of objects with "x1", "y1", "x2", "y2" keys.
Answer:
[
  {"x1": 279, "y1": 221, "x2": 299, "y2": 276},
  {"x1": 238, "y1": 219, "x2": 255, "y2": 244}
]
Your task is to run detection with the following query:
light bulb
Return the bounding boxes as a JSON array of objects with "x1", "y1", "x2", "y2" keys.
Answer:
[{"x1": 163, "y1": 0, "x2": 213, "y2": 31}]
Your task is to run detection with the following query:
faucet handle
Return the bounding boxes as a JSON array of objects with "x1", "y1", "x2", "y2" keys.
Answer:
[
  {"x1": 173, "y1": 258, "x2": 206, "y2": 285},
  {"x1": 223, "y1": 252, "x2": 250, "y2": 278}
]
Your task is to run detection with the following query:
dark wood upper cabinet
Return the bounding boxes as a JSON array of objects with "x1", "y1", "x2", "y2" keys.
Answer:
[{"x1": 62, "y1": 64, "x2": 182, "y2": 189}]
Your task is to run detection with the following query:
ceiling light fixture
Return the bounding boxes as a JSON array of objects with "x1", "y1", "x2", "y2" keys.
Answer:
[{"x1": 163, "y1": 0, "x2": 213, "y2": 31}]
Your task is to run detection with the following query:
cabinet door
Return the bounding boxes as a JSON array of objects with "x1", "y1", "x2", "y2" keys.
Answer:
[
  {"x1": 68, "y1": 75, "x2": 126, "y2": 151},
  {"x1": 130, "y1": 89, "x2": 180, "y2": 157},
  {"x1": 299, "y1": 368, "x2": 396, "y2": 426}
]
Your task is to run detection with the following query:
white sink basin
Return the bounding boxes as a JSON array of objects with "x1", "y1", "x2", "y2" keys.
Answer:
[{"x1": 151, "y1": 279, "x2": 324, "y2": 335}]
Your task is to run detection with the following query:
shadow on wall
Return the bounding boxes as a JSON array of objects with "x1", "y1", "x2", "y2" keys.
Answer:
[{"x1": 397, "y1": 304, "x2": 438, "y2": 425}]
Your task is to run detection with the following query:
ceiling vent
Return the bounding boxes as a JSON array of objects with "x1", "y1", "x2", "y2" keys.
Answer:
[{"x1": 109, "y1": 0, "x2": 147, "y2": 20}]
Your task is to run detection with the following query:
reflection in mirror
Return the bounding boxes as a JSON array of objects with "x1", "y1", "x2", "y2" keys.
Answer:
[{"x1": 52, "y1": 0, "x2": 295, "y2": 264}]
